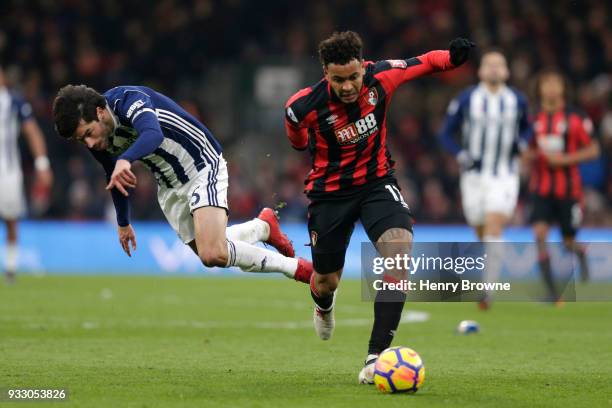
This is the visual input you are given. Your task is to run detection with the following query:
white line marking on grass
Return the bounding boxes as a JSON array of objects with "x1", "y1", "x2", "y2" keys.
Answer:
[
  {"x1": 402, "y1": 311, "x2": 430, "y2": 323},
  {"x1": 9, "y1": 311, "x2": 429, "y2": 331}
]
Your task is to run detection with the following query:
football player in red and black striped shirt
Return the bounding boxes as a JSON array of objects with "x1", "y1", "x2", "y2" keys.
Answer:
[
  {"x1": 284, "y1": 31, "x2": 474, "y2": 383},
  {"x1": 528, "y1": 70, "x2": 600, "y2": 299}
]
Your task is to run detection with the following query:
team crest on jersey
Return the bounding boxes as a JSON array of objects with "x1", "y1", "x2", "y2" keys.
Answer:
[
  {"x1": 387, "y1": 59, "x2": 408, "y2": 69},
  {"x1": 367, "y1": 88, "x2": 378, "y2": 106},
  {"x1": 310, "y1": 231, "x2": 318, "y2": 247}
]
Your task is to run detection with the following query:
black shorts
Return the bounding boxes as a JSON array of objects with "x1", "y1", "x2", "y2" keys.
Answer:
[
  {"x1": 307, "y1": 178, "x2": 414, "y2": 274},
  {"x1": 530, "y1": 195, "x2": 582, "y2": 237}
]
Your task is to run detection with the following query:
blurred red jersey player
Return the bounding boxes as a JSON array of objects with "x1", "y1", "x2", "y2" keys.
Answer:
[{"x1": 528, "y1": 70, "x2": 600, "y2": 300}]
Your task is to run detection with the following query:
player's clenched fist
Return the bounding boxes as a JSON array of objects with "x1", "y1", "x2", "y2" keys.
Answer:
[
  {"x1": 118, "y1": 224, "x2": 137, "y2": 257},
  {"x1": 449, "y1": 38, "x2": 476, "y2": 66},
  {"x1": 106, "y1": 159, "x2": 137, "y2": 196}
]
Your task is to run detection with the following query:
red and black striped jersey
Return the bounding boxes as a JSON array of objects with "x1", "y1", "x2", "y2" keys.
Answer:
[
  {"x1": 285, "y1": 51, "x2": 456, "y2": 197},
  {"x1": 529, "y1": 107, "x2": 594, "y2": 200}
]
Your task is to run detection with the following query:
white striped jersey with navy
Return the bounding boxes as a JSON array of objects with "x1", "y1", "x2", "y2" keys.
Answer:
[
  {"x1": 103, "y1": 86, "x2": 223, "y2": 189},
  {"x1": 0, "y1": 86, "x2": 33, "y2": 175},
  {"x1": 439, "y1": 84, "x2": 531, "y2": 177}
]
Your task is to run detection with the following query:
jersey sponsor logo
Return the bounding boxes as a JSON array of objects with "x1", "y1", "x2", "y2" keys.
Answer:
[
  {"x1": 537, "y1": 135, "x2": 565, "y2": 153},
  {"x1": 582, "y1": 117, "x2": 593, "y2": 134},
  {"x1": 334, "y1": 113, "x2": 378, "y2": 145},
  {"x1": 367, "y1": 88, "x2": 378, "y2": 106},
  {"x1": 127, "y1": 99, "x2": 145, "y2": 118},
  {"x1": 286, "y1": 107, "x2": 298, "y2": 123},
  {"x1": 335, "y1": 123, "x2": 359, "y2": 144},
  {"x1": 387, "y1": 59, "x2": 408, "y2": 69},
  {"x1": 326, "y1": 114, "x2": 339, "y2": 124},
  {"x1": 555, "y1": 120, "x2": 567, "y2": 134}
]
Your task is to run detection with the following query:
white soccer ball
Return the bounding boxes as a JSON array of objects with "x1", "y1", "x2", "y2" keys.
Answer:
[{"x1": 456, "y1": 320, "x2": 480, "y2": 334}]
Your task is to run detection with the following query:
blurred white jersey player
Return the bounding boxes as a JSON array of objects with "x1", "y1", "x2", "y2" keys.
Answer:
[
  {"x1": 438, "y1": 51, "x2": 531, "y2": 308},
  {"x1": 0, "y1": 64, "x2": 53, "y2": 283},
  {"x1": 439, "y1": 51, "x2": 531, "y2": 240}
]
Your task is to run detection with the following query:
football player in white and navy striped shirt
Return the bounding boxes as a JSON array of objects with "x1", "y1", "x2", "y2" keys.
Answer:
[
  {"x1": 52, "y1": 85, "x2": 312, "y2": 283},
  {"x1": 438, "y1": 51, "x2": 532, "y2": 308},
  {"x1": 0, "y1": 64, "x2": 53, "y2": 284},
  {"x1": 439, "y1": 50, "x2": 532, "y2": 240}
]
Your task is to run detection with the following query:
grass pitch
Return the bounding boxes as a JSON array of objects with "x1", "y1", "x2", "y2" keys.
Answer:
[{"x1": 1, "y1": 275, "x2": 611, "y2": 407}]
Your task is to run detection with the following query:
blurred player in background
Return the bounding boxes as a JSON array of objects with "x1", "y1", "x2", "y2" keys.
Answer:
[
  {"x1": 528, "y1": 70, "x2": 599, "y2": 300},
  {"x1": 438, "y1": 50, "x2": 531, "y2": 309},
  {"x1": 285, "y1": 31, "x2": 474, "y2": 383},
  {"x1": 0, "y1": 64, "x2": 53, "y2": 284},
  {"x1": 52, "y1": 85, "x2": 312, "y2": 283}
]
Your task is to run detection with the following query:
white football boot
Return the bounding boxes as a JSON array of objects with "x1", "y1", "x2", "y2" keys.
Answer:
[
  {"x1": 358, "y1": 354, "x2": 379, "y2": 384},
  {"x1": 313, "y1": 291, "x2": 336, "y2": 340}
]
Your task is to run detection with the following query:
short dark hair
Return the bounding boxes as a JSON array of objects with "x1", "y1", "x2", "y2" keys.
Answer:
[
  {"x1": 52, "y1": 84, "x2": 106, "y2": 138},
  {"x1": 318, "y1": 31, "x2": 363, "y2": 66}
]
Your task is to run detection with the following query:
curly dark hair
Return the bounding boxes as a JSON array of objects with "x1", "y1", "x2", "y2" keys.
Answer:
[
  {"x1": 52, "y1": 84, "x2": 106, "y2": 138},
  {"x1": 318, "y1": 31, "x2": 363, "y2": 66}
]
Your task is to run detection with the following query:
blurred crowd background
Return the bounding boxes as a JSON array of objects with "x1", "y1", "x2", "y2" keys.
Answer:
[{"x1": 1, "y1": 0, "x2": 611, "y2": 225}]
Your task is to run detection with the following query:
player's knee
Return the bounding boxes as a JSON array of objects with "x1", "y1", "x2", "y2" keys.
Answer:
[
  {"x1": 377, "y1": 227, "x2": 413, "y2": 244},
  {"x1": 315, "y1": 272, "x2": 340, "y2": 294},
  {"x1": 534, "y1": 230, "x2": 547, "y2": 243},
  {"x1": 198, "y1": 244, "x2": 228, "y2": 267},
  {"x1": 533, "y1": 223, "x2": 548, "y2": 243},
  {"x1": 484, "y1": 224, "x2": 503, "y2": 238},
  {"x1": 562, "y1": 237, "x2": 575, "y2": 251}
]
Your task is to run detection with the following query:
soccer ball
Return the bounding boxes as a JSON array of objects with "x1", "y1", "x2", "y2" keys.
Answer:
[
  {"x1": 456, "y1": 320, "x2": 480, "y2": 334},
  {"x1": 373, "y1": 346, "x2": 425, "y2": 393}
]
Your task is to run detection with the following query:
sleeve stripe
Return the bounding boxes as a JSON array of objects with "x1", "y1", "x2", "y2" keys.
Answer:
[
  {"x1": 406, "y1": 57, "x2": 422, "y2": 67},
  {"x1": 132, "y1": 108, "x2": 156, "y2": 121}
]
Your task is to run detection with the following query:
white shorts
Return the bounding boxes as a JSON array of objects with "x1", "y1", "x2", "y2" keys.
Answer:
[
  {"x1": 459, "y1": 171, "x2": 519, "y2": 226},
  {"x1": 157, "y1": 156, "x2": 229, "y2": 243},
  {"x1": 0, "y1": 172, "x2": 25, "y2": 220}
]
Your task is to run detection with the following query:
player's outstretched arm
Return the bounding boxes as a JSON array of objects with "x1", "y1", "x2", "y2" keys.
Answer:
[
  {"x1": 118, "y1": 224, "x2": 137, "y2": 257},
  {"x1": 91, "y1": 150, "x2": 132, "y2": 228},
  {"x1": 108, "y1": 91, "x2": 164, "y2": 195},
  {"x1": 544, "y1": 140, "x2": 600, "y2": 167},
  {"x1": 375, "y1": 38, "x2": 475, "y2": 91},
  {"x1": 106, "y1": 159, "x2": 137, "y2": 197},
  {"x1": 543, "y1": 115, "x2": 600, "y2": 167}
]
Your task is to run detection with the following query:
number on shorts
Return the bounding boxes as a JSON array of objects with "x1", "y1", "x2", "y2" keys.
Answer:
[
  {"x1": 385, "y1": 184, "x2": 409, "y2": 209},
  {"x1": 191, "y1": 190, "x2": 201, "y2": 207}
]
